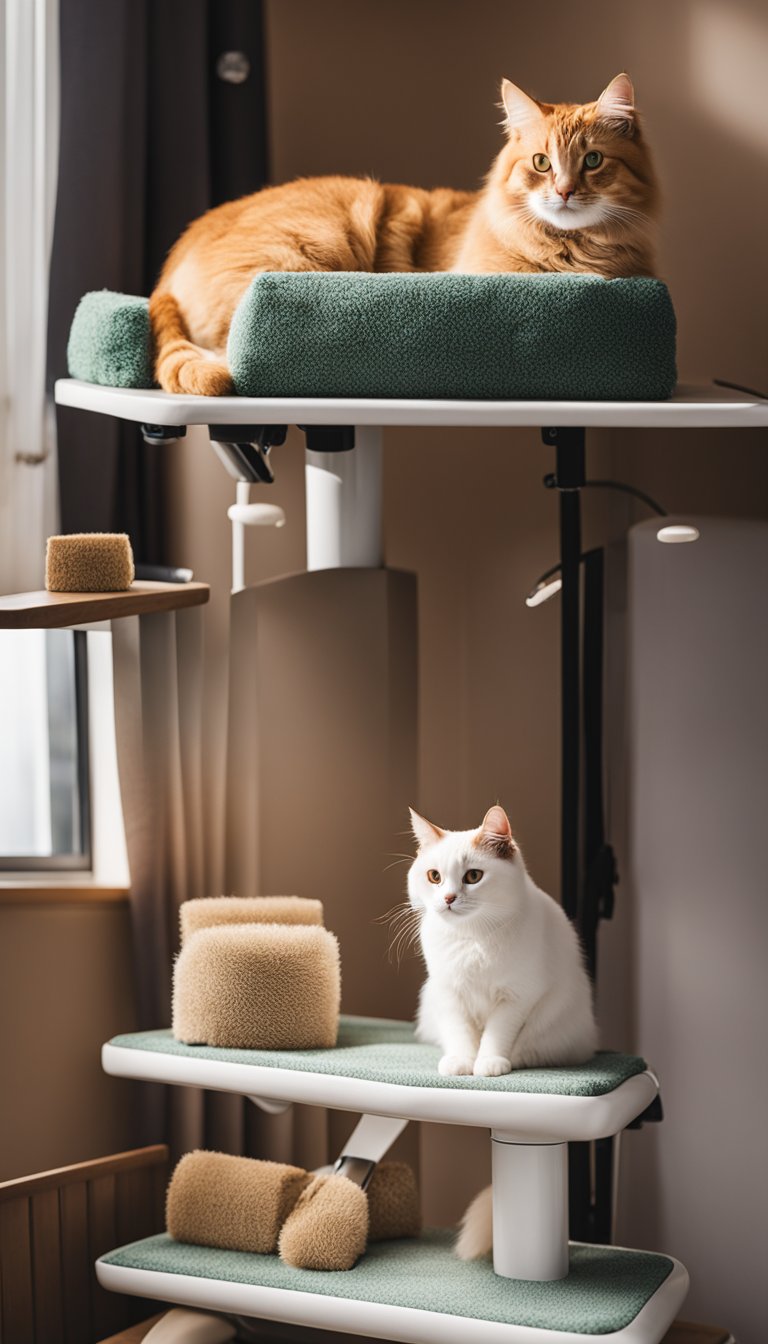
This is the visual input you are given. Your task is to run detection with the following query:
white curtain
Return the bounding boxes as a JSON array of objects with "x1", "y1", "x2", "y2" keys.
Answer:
[{"x1": 0, "y1": 0, "x2": 59, "y2": 594}]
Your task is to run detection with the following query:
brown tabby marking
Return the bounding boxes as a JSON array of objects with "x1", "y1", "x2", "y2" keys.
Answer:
[{"x1": 150, "y1": 74, "x2": 658, "y2": 395}]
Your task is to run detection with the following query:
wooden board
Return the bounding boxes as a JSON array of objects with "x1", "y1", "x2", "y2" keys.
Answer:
[{"x1": 0, "y1": 581, "x2": 209, "y2": 630}]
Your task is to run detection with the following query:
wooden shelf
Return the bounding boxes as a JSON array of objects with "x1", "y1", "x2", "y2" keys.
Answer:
[
  {"x1": 0, "y1": 580, "x2": 210, "y2": 630},
  {"x1": 0, "y1": 883, "x2": 129, "y2": 905}
]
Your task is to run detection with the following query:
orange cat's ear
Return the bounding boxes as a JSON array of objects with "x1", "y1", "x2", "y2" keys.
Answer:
[
  {"x1": 500, "y1": 79, "x2": 546, "y2": 136},
  {"x1": 409, "y1": 808, "x2": 445, "y2": 851},
  {"x1": 595, "y1": 73, "x2": 635, "y2": 126},
  {"x1": 477, "y1": 805, "x2": 517, "y2": 859}
]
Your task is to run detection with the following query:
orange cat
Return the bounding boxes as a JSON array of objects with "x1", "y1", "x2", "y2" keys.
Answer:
[{"x1": 150, "y1": 73, "x2": 658, "y2": 396}]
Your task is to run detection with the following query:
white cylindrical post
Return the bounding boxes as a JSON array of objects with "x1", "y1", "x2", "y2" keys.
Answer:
[
  {"x1": 305, "y1": 426, "x2": 382, "y2": 570},
  {"x1": 491, "y1": 1133, "x2": 569, "y2": 1281},
  {"x1": 231, "y1": 481, "x2": 249, "y2": 593}
]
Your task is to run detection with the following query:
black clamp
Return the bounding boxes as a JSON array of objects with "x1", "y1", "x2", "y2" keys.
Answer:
[{"x1": 208, "y1": 424, "x2": 287, "y2": 484}]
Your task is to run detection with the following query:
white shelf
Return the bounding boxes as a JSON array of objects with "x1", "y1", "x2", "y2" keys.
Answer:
[
  {"x1": 102, "y1": 1037, "x2": 658, "y2": 1142},
  {"x1": 96, "y1": 1236, "x2": 690, "y2": 1344},
  {"x1": 55, "y1": 378, "x2": 768, "y2": 429}
]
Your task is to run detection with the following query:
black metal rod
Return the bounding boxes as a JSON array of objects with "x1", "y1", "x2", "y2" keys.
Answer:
[{"x1": 544, "y1": 427, "x2": 586, "y2": 923}]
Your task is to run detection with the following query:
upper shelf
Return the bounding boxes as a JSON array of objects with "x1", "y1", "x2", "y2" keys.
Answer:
[
  {"x1": 0, "y1": 580, "x2": 210, "y2": 630},
  {"x1": 102, "y1": 1016, "x2": 658, "y2": 1141},
  {"x1": 55, "y1": 378, "x2": 768, "y2": 430}
]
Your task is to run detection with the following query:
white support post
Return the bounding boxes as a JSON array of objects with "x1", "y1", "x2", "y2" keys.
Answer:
[
  {"x1": 305, "y1": 426, "x2": 383, "y2": 570},
  {"x1": 491, "y1": 1132, "x2": 569, "y2": 1281}
]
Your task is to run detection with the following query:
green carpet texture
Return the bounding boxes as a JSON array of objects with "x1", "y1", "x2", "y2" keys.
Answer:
[
  {"x1": 67, "y1": 290, "x2": 152, "y2": 389},
  {"x1": 67, "y1": 273, "x2": 677, "y2": 401},
  {"x1": 100, "y1": 1230, "x2": 673, "y2": 1334},
  {"x1": 109, "y1": 1014, "x2": 647, "y2": 1096}
]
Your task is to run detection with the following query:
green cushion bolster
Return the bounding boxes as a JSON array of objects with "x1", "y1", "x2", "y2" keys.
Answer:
[
  {"x1": 109, "y1": 1015, "x2": 648, "y2": 1096},
  {"x1": 67, "y1": 290, "x2": 153, "y2": 389},
  {"x1": 67, "y1": 275, "x2": 677, "y2": 401},
  {"x1": 228, "y1": 272, "x2": 677, "y2": 401},
  {"x1": 101, "y1": 1231, "x2": 674, "y2": 1333}
]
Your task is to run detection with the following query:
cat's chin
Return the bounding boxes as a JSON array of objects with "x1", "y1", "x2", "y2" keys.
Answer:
[{"x1": 528, "y1": 197, "x2": 610, "y2": 232}]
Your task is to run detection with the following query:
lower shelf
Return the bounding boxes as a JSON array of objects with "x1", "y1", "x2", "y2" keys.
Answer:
[{"x1": 97, "y1": 1229, "x2": 688, "y2": 1344}]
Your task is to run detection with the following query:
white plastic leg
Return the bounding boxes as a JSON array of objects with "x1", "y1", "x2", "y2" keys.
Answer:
[
  {"x1": 142, "y1": 1307, "x2": 236, "y2": 1343},
  {"x1": 305, "y1": 426, "x2": 382, "y2": 570},
  {"x1": 491, "y1": 1132, "x2": 568, "y2": 1281}
]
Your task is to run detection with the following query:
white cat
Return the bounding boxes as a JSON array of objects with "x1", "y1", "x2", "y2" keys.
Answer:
[{"x1": 406, "y1": 803, "x2": 598, "y2": 1259}]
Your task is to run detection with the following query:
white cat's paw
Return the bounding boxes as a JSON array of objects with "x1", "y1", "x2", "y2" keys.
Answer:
[
  {"x1": 473, "y1": 1055, "x2": 512, "y2": 1077},
  {"x1": 439, "y1": 1054, "x2": 476, "y2": 1076}
]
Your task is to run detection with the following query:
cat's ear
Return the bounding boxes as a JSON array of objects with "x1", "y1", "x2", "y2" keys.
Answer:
[
  {"x1": 500, "y1": 79, "x2": 546, "y2": 136},
  {"x1": 595, "y1": 73, "x2": 635, "y2": 128},
  {"x1": 477, "y1": 805, "x2": 517, "y2": 859},
  {"x1": 409, "y1": 807, "x2": 445, "y2": 851}
]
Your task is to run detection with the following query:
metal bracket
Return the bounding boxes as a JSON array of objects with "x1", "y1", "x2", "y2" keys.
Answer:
[
  {"x1": 332, "y1": 1113, "x2": 408, "y2": 1189},
  {"x1": 300, "y1": 425, "x2": 355, "y2": 454},
  {"x1": 208, "y1": 424, "x2": 287, "y2": 484},
  {"x1": 141, "y1": 423, "x2": 187, "y2": 444}
]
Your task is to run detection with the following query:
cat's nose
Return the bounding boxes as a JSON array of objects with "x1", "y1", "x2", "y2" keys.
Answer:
[
  {"x1": 444, "y1": 892, "x2": 457, "y2": 906},
  {"x1": 555, "y1": 185, "x2": 574, "y2": 201}
]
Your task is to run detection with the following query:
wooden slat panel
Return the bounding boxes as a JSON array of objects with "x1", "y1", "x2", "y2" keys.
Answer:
[
  {"x1": 0, "y1": 886, "x2": 129, "y2": 906},
  {"x1": 87, "y1": 1175, "x2": 121, "y2": 1342},
  {"x1": 59, "y1": 1182, "x2": 91, "y2": 1344},
  {"x1": 0, "y1": 1146, "x2": 168, "y2": 1204},
  {"x1": 0, "y1": 582, "x2": 209, "y2": 630},
  {"x1": 0, "y1": 1198, "x2": 35, "y2": 1344},
  {"x1": 30, "y1": 1189, "x2": 64, "y2": 1344}
]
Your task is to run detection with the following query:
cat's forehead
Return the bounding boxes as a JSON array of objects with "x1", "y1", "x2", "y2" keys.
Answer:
[{"x1": 420, "y1": 828, "x2": 483, "y2": 863}]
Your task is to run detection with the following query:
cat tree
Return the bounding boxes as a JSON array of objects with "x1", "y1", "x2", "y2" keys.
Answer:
[{"x1": 50, "y1": 369, "x2": 768, "y2": 1342}]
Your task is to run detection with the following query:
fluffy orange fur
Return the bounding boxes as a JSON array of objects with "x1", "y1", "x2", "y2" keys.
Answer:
[{"x1": 150, "y1": 73, "x2": 658, "y2": 396}]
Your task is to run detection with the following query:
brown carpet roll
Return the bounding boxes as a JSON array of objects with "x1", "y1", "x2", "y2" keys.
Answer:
[
  {"x1": 167, "y1": 1151, "x2": 310, "y2": 1254},
  {"x1": 172, "y1": 923, "x2": 341, "y2": 1049},
  {"x1": 45, "y1": 532, "x2": 134, "y2": 591},
  {"x1": 180, "y1": 895, "x2": 323, "y2": 945},
  {"x1": 367, "y1": 1161, "x2": 422, "y2": 1242},
  {"x1": 278, "y1": 1174, "x2": 369, "y2": 1271}
]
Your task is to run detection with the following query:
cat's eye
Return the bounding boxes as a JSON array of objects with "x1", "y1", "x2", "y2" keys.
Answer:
[
  {"x1": 427, "y1": 869, "x2": 442, "y2": 884},
  {"x1": 463, "y1": 869, "x2": 483, "y2": 885},
  {"x1": 584, "y1": 151, "x2": 604, "y2": 169},
  {"x1": 532, "y1": 153, "x2": 551, "y2": 172}
]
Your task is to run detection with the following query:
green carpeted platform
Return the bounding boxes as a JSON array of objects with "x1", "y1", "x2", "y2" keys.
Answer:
[
  {"x1": 109, "y1": 1014, "x2": 647, "y2": 1096},
  {"x1": 100, "y1": 1229, "x2": 674, "y2": 1335},
  {"x1": 67, "y1": 273, "x2": 677, "y2": 401}
]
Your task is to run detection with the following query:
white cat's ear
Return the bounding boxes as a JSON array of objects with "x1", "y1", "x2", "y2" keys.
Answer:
[
  {"x1": 409, "y1": 807, "x2": 445, "y2": 851},
  {"x1": 477, "y1": 805, "x2": 516, "y2": 859},
  {"x1": 595, "y1": 73, "x2": 635, "y2": 127},
  {"x1": 500, "y1": 79, "x2": 546, "y2": 136}
]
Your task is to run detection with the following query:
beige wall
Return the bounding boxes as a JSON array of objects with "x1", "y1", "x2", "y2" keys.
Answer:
[{"x1": 0, "y1": 901, "x2": 140, "y2": 1181}]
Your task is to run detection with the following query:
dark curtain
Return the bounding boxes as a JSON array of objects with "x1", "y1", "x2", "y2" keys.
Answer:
[{"x1": 47, "y1": 0, "x2": 269, "y2": 563}]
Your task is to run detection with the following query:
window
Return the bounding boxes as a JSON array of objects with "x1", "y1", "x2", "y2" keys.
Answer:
[{"x1": 0, "y1": 629, "x2": 90, "y2": 870}]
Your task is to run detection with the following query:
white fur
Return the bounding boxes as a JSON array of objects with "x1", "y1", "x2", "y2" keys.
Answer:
[
  {"x1": 528, "y1": 194, "x2": 611, "y2": 232},
  {"x1": 407, "y1": 806, "x2": 598, "y2": 1260}
]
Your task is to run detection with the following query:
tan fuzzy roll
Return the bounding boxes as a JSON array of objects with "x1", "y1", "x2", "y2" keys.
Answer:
[
  {"x1": 180, "y1": 895, "x2": 323, "y2": 945},
  {"x1": 278, "y1": 1174, "x2": 369, "y2": 1271},
  {"x1": 167, "y1": 1151, "x2": 310, "y2": 1254},
  {"x1": 367, "y1": 1161, "x2": 422, "y2": 1242},
  {"x1": 45, "y1": 532, "x2": 134, "y2": 592},
  {"x1": 172, "y1": 923, "x2": 341, "y2": 1049}
]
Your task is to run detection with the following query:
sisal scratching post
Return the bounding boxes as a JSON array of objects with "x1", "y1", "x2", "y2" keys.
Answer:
[
  {"x1": 45, "y1": 532, "x2": 134, "y2": 592},
  {"x1": 172, "y1": 923, "x2": 341, "y2": 1049},
  {"x1": 278, "y1": 1174, "x2": 369, "y2": 1272},
  {"x1": 180, "y1": 895, "x2": 324, "y2": 945},
  {"x1": 167, "y1": 1151, "x2": 310, "y2": 1254},
  {"x1": 367, "y1": 1161, "x2": 422, "y2": 1242}
]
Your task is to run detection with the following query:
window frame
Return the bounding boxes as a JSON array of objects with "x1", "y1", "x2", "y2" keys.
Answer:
[{"x1": 0, "y1": 629, "x2": 92, "y2": 873}]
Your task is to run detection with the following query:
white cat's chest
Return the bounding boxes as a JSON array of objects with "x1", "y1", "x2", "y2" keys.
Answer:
[{"x1": 421, "y1": 922, "x2": 511, "y2": 1001}]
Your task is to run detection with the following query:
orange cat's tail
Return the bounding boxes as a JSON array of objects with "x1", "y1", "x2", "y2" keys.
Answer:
[{"x1": 149, "y1": 291, "x2": 234, "y2": 396}]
